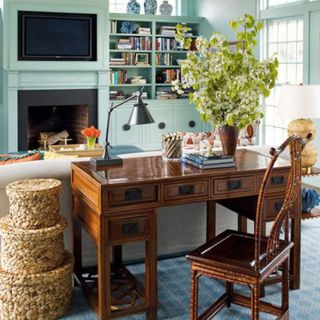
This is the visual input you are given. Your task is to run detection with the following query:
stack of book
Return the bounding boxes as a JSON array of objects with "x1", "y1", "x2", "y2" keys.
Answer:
[
  {"x1": 110, "y1": 58, "x2": 126, "y2": 66},
  {"x1": 160, "y1": 26, "x2": 176, "y2": 37},
  {"x1": 116, "y1": 39, "x2": 133, "y2": 50},
  {"x1": 181, "y1": 152, "x2": 236, "y2": 169},
  {"x1": 156, "y1": 90, "x2": 177, "y2": 100},
  {"x1": 129, "y1": 76, "x2": 147, "y2": 84},
  {"x1": 138, "y1": 27, "x2": 151, "y2": 35}
]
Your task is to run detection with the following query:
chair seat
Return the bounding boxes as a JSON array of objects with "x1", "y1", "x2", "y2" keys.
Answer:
[{"x1": 187, "y1": 230, "x2": 293, "y2": 278}]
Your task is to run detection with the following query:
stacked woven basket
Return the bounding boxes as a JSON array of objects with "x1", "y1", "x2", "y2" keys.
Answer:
[{"x1": 0, "y1": 179, "x2": 73, "y2": 320}]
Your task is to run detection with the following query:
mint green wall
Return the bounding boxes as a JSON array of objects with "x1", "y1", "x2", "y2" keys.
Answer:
[{"x1": 191, "y1": 0, "x2": 256, "y2": 39}]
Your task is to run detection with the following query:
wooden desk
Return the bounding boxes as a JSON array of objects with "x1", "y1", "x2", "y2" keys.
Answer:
[{"x1": 71, "y1": 149, "x2": 300, "y2": 320}]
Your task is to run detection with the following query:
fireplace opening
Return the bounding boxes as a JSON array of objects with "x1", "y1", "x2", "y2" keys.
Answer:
[
  {"x1": 28, "y1": 105, "x2": 89, "y2": 150},
  {"x1": 18, "y1": 89, "x2": 97, "y2": 151}
]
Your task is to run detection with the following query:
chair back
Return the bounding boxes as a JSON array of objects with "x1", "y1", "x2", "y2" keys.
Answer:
[{"x1": 253, "y1": 134, "x2": 311, "y2": 270}]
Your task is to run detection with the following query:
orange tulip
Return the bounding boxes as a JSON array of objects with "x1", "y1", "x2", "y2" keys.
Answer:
[{"x1": 81, "y1": 126, "x2": 101, "y2": 138}]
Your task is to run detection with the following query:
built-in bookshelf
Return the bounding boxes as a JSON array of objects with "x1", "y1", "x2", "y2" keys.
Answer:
[{"x1": 108, "y1": 13, "x2": 202, "y2": 101}]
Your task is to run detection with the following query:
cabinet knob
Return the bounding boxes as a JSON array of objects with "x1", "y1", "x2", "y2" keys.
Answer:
[
  {"x1": 189, "y1": 120, "x2": 196, "y2": 128},
  {"x1": 122, "y1": 124, "x2": 131, "y2": 131},
  {"x1": 158, "y1": 122, "x2": 166, "y2": 129}
]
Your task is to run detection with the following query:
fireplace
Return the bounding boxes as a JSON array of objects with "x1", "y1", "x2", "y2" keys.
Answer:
[{"x1": 18, "y1": 89, "x2": 97, "y2": 151}]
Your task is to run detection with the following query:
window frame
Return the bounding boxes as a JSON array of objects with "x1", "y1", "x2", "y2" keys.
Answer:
[{"x1": 260, "y1": 16, "x2": 304, "y2": 146}]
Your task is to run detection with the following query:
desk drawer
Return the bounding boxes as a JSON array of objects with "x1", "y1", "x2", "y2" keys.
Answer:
[
  {"x1": 264, "y1": 196, "x2": 296, "y2": 221},
  {"x1": 163, "y1": 180, "x2": 209, "y2": 201},
  {"x1": 109, "y1": 215, "x2": 150, "y2": 242},
  {"x1": 107, "y1": 184, "x2": 158, "y2": 207},
  {"x1": 258, "y1": 171, "x2": 288, "y2": 193},
  {"x1": 213, "y1": 175, "x2": 256, "y2": 196}
]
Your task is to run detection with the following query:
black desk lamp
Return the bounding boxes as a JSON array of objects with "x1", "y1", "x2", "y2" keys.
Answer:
[{"x1": 91, "y1": 88, "x2": 154, "y2": 168}]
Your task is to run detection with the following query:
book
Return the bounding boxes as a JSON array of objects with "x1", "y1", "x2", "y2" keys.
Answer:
[
  {"x1": 184, "y1": 153, "x2": 235, "y2": 165},
  {"x1": 181, "y1": 157, "x2": 236, "y2": 169}
]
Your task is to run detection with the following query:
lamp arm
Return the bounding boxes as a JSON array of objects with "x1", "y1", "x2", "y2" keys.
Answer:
[{"x1": 103, "y1": 89, "x2": 142, "y2": 159}]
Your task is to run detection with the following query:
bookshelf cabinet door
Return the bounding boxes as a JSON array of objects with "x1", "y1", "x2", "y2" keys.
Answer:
[
  {"x1": 178, "y1": 104, "x2": 204, "y2": 133},
  {"x1": 143, "y1": 104, "x2": 177, "y2": 150}
]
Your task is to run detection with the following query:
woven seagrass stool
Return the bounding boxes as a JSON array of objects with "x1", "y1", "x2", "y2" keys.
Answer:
[{"x1": 187, "y1": 134, "x2": 311, "y2": 320}]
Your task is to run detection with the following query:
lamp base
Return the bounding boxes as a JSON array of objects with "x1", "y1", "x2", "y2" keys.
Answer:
[
  {"x1": 288, "y1": 118, "x2": 318, "y2": 170},
  {"x1": 90, "y1": 156, "x2": 123, "y2": 168}
]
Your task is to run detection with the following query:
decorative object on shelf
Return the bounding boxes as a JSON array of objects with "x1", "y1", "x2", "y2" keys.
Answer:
[
  {"x1": 91, "y1": 88, "x2": 154, "y2": 168},
  {"x1": 277, "y1": 84, "x2": 320, "y2": 174},
  {"x1": 135, "y1": 53, "x2": 149, "y2": 65},
  {"x1": 127, "y1": 0, "x2": 141, "y2": 14},
  {"x1": 81, "y1": 126, "x2": 101, "y2": 150},
  {"x1": 160, "y1": 0, "x2": 173, "y2": 15},
  {"x1": 302, "y1": 188, "x2": 320, "y2": 213},
  {"x1": 174, "y1": 15, "x2": 279, "y2": 156},
  {"x1": 120, "y1": 21, "x2": 137, "y2": 34},
  {"x1": 162, "y1": 132, "x2": 183, "y2": 160},
  {"x1": 144, "y1": 0, "x2": 157, "y2": 14}
]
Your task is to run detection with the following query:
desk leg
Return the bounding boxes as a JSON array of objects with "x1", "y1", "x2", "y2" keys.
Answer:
[
  {"x1": 290, "y1": 215, "x2": 301, "y2": 290},
  {"x1": 146, "y1": 210, "x2": 158, "y2": 319},
  {"x1": 112, "y1": 246, "x2": 123, "y2": 268},
  {"x1": 207, "y1": 201, "x2": 216, "y2": 241},
  {"x1": 97, "y1": 218, "x2": 110, "y2": 320},
  {"x1": 237, "y1": 216, "x2": 247, "y2": 233},
  {"x1": 72, "y1": 216, "x2": 82, "y2": 282}
]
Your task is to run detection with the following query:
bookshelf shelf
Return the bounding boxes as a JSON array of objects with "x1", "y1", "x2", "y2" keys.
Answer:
[{"x1": 108, "y1": 13, "x2": 202, "y2": 100}]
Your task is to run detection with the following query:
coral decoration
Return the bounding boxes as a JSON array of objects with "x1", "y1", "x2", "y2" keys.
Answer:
[{"x1": 81, "y1": 126, "x2": 101, "y2": 138}]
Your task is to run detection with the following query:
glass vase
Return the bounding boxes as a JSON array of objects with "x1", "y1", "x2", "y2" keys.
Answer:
[{"x1": 86, "y1": 137, "x2": 96, "y2": 150}]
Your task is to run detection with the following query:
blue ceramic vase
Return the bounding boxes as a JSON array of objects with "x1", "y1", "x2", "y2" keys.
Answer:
[
  {"x1": 302, "y1": 188, "x2": 320, "y2": 213},
  {"x1": 127, "y1": 0, "x2": 141, "y2": 14},
  {"x1": 144, "y1": 0, "x2": 157, "y2": 15}
]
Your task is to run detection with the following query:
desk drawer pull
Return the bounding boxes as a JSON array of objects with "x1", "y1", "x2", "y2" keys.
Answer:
[
  {"x1": 179, "y1": 185, "x2": 195, "y2": 196},
  {"x1": 227, "y1": 181, "x2": 242, "y2": 190},
  {"x1": 122, "y1": 222, "x2": 139, "y2": 235},
  {"x1": 271, "y1": 176, "x2": 285, "y2": 186},
  {"x1": 125, "y1": 188, "x2": 142, "y2": 201},
  {"x1": 274, "y1": 201, "x2": 284, "y2": 212}
]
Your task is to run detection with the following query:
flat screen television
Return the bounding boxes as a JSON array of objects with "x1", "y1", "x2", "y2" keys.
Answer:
[{"x1": 18, "y1": 11, "x2": 97, "y2": 61}]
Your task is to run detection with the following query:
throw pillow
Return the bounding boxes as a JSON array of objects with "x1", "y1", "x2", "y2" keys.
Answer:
[{"x1": 0, "y1": 151, "x2": 41, "y2": 166}]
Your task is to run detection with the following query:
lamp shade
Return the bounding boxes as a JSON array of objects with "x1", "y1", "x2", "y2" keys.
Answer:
[
  {"x1": 127, "y1": 96, "x2": 155, "y2": 125},
  {"x1": 277, "y1": 84, "x2": 320, "y2": 119}
]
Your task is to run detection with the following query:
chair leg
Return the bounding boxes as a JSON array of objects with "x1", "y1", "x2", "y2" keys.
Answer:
[
  {"x1": 190, "y1": 268, "x2": 199, "y2": 320},
  {"x1": 251, "y1": 283, "x2": 260, "y2": 320},
  {"x1": 226, "y1": 281, "x2": 233, "y2": 307},
  {"x1": 282, "y1": 258, "x2": 289, "y2": 311}
]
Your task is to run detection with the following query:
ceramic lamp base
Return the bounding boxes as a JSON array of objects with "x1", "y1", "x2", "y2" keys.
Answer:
[{"x1": 287, "y1": 118, "x2": 317, "y2": 171}]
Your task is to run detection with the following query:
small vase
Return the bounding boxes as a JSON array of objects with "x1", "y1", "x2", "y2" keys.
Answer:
[
  {"x1": 160, "y1": 0, "x2": 173, "y2": 15},
  {"x1": 127, "y1": 0, "x2": 141, "y2": 14},
  {"x1": 218, "y1": 125, "x2": 239, "y2": 156},
  {"x1": 144, "y1": 0, "x2": 157, "y2": 14},
  {"x1": 86, "y1": 137, "x2": 96, "y2": 150}
]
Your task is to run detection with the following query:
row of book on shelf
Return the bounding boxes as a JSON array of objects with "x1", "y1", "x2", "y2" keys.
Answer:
[
  {"x1": 157, "y1": 69, "x2": 181, "y2": 84},
  {"x1": 181, "y1": 152, "x2": 236, "y2": 169},
  {"x1": 156, "y1": 38, "x2": 183, "y2": 51},
  {"x1": 110, "y1": 70, "x2": 148, "y2": 85},
  {"x1": 110, "y1": 52, "x2": 150, "y2": 66},
  {"x1": 116, "y1": 37, "x2": 152, "y2": 50},
  {"x1": 109, "y1": 89, "x2": 189, "y2": 100}
]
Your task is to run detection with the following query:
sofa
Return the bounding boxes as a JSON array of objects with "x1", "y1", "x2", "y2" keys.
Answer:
[{"x1": 0, "y1": 146, "x2": 289, "y2": 266}]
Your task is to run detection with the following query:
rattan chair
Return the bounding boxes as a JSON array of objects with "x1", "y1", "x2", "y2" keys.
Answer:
[{"x1": 186, "y1": 135, "x2": 311, "y2": 320}]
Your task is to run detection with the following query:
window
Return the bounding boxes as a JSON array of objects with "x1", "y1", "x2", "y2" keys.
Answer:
[
  {"x1": 109, "y1": 0, "x2": 180, "y2": 15},
  {"x1": 261, "y1": 18, "x2": 303, "y2": 146},
  {"x1": 260, "y1": 0, "x2": 304, "y2": 10}
]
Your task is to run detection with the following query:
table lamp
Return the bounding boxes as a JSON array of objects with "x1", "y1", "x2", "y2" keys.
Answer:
[
  {"x1": 278, "y1": 84, "x2": 320, "y2": 173},
  {"x1": 91, "y1": 88, "x2": 154, "y2": 168}
]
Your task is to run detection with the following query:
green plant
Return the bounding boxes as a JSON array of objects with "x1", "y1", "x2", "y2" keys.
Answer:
[{"x1": 174, "y1": 14, "x2": 279, "y2": 129}]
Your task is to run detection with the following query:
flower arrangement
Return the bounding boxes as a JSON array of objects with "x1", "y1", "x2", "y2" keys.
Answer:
[
  {"x1": 174, "y1": 15, "x2": 279, "y2": 130},
  {"x1": 81, "y1": 126, "x2": 101, "y2": 150}
]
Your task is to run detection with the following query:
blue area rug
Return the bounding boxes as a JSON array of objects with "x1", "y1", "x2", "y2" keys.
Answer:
[{"x1": 62, "y1": 220, "x2": 320, "y2": 319}]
